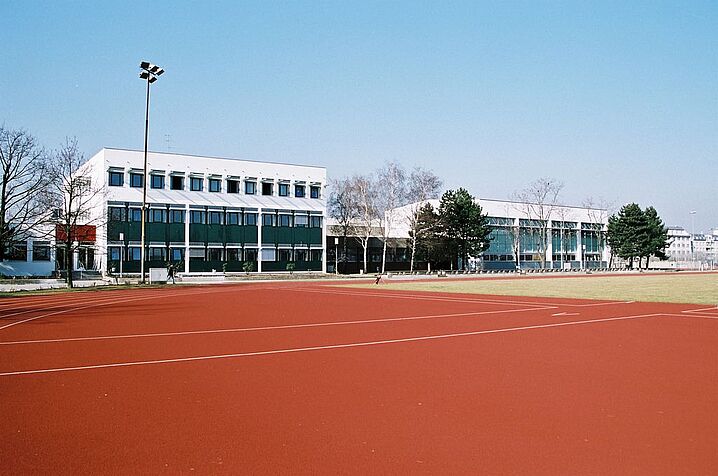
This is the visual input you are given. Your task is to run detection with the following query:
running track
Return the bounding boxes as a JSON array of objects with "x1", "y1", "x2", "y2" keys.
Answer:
[{"x1": 1, "y1": 282, "x2": 716, "y2": 474}]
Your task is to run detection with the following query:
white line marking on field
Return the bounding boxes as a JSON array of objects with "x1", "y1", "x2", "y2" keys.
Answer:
[
  {"x1": 682, "y1": 306, "x2": 718, "y2": 314},
  {"x1": 0, "y1": 286, "x2": 260, "y2": 332},
  {"x1": 552, "y1": 312, "x2": 579, "y2": 317},
  {"x1": 292, "y1": 287, "x2": 557, "y2": 308},
  {"x1": 301, "y1": 286, "x2": 635, "y2": 309},
  {"x1": 0, "y1": 313, "x2": 662, "y2": 377},
  {"x1": 0, "y1": 306, "x2": 552, "y2": 345},
  {"x1": 663, "y1": 313, "x2": 718, "y2": 320}
]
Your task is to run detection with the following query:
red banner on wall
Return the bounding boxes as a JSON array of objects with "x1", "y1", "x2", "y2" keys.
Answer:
[{"x1": 55, "y1": 224, "x2": 96, "y2": 243}]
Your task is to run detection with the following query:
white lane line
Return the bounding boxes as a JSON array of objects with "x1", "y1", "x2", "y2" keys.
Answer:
[
  {"x1": 0, "y1": 313, "x2": 662, "y2": 377},
  {"x1": 0, "y1": 286, "x2": 262, "y2": 332},
  {"x1": 663, "y1": 313, "x2": 718, "y2": 320},
  {"x1": 0, "y1": 306, "x2": 553, "y2": 345},
  {"x1": 552, "y1": 312, "x2": 580, "y2": 317},
  {"x1": 303, "y1": 286, "x2": 633, "y2": 308},
  {"x1": 0, "y1": 283, "x2": 281, "y2": 313},
  {"x1": 292, "y1": 287, "x2": 557, "y2": 308},
  {"x1": 682, "y1": 307, "x2": 718, "y2": 314}
]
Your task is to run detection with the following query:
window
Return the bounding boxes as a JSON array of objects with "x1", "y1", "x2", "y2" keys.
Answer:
[
  {"x1": 227, "y1": 248, "x2": 241, "y2": 261},
  {"x1": 278, "y1": 183, "x2": 289, "y2": 196},
  {"x1": 128, "y1": 247, "x2": 141, "y2": 261},
  {"x1": 310, "y1": 249, "x2": 322, "y2": 262},
  {"x1": 209, "y1": 211, "x2": 222, "y2": 224},
  {"x1": 189, "y1": 248, "x2": 205, "y2": 260},
  {"x1": 245, "y1": 248, "x2": 258, "y2": 261},
  {"x1": 245, "y1": 181, "x2": 256, "y2": 195},
  {"x1": 190, "y1": 177, "x2": 203, "y2": 191},
  {"x1": 32, "y1": 242, "x2": 50, "y2": 261},
  {"x1": 209, "y1": 178, "x2": 221, "y2": 193},
  {"x1": 170, "y1": 176, "x2": 184, "y2": 190},
  {"x1": 190, "y1": 210, "x2": 206, "y2": 224},
  {"x1": 278, "y1": 214, "x2": 292, "y2": 227},
  {"x1": 109, "y1": 171, "x2": 124, "y2": 186},
  {"x1": 227, "y1": 179, "x2": 240, "y2": 194},
  {"x1": 170, "y1": 248, "x2": 184, "y2": 261},
  {"x1": 261, "y1": 248, "x2": 276, "y2": 261},
  {"x1": 227, "y1": 212, "x2": 240, "y2": 225},
  {"x1": 295, "y1": 249, "x2": 307, "y2": 262},
  {"x1": 310, "y1": 216, "x2": 322, "y2": 228},
  {"x1": 129, "y1": 208, "x2": 142, "y2": 222},
  {"x1": 295, "y1": 185, "x2": 305, "y2": 198},
  {"x1": 295, "y1": 215, "x2": 308, "y2": 227},
  {"x1": 262, "y1": 214, "x2": 276, "y2": 226},
  {"x1": 244, "y1": 213, "x2": 257, "y2": 226},
  {"x1": 262, "y1": 182, "x2": 273, "y2": 196},
  {"x1": 109, "y1": 247, "x2": 121, "y2": 261},
  {"x1": 169, "y1": 210, "x2": 185, "y2": 223},
  {"x1": 278, "y1": 249, "x2": 292, "y2": 262},
  {"x1": 310, "y1": 185, "x2": 321, "y2": 199},
  {"x1": 149, "y1": 248, "x2": 166, "y2": 261},
  {"x1": 151, "y1": 175, "x2": 165, "y2": 189},
  {"x1": 208, "y1": 248, "x2": 223, "y2": 261},
  {"x1": 108, "y1": 207, "x2": 125, "y2": 221},
  {"x1": 130, "y1": 173, "x2": 143, "y2": 188},
  {"x1": 149, "y1": 209, "x2": 166, "y2": 223}
]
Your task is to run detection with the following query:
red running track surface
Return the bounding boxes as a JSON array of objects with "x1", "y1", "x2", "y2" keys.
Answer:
[{"x1": 1, "y1": 282, "x2": 717, "y2": 474}]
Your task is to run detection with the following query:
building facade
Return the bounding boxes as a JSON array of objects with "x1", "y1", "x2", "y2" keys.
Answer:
[
  {"x1": 80, "y1": 148, "x2": 326, "y2": 275},
  {"x1": 385, "y1": 198, "x2": 611, "y2": 270}
]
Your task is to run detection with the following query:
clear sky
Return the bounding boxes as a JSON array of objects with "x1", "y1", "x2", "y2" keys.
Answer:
[{"x1": 2, "y1": 1, "x2": 716, "y2": 231}]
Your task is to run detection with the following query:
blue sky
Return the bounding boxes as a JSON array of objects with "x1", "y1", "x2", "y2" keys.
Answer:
[{"x1": 2, "y1": 1, "x2": 716, "y2": 231}]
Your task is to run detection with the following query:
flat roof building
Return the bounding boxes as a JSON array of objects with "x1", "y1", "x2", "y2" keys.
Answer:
[{"x1": 79, "y1": 148, "x2": 327, "y2": 275}]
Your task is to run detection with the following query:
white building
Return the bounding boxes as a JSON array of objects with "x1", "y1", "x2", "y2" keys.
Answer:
[
  {"x1": 77, "y1": 148, "x2": 327, "y2": 275},
  {"x1": 388, "y1": 198, "x2": 610, "y2": 270}
]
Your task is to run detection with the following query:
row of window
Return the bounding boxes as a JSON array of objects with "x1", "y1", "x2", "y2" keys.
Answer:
[
  {"x1": 108, "y1": 247, "x2": 322, "y2": 262},
  {"x1": 109, "y1": 171, "x2": 321, "y2": 198},
  {"x1": 108, "y1": 207, "x2": 323, "y2": 227},
  {"x1": 3, "y1": 242, "x2": 51, "y2": 262}
]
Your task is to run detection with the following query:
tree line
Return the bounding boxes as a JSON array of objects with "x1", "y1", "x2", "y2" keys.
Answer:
[
  {"x1": 0, "y1": 125, "x2": 103, "y2": 287},
  {"x1": 329, "y1": 168, "x2": 672, "y2": 272}
]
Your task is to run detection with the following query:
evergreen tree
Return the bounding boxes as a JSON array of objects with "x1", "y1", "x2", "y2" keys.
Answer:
[
  {"x1": 413, "y1": 203, "x2": 450, "y2": 268},
  {"x1": 437, "y1": 188, "x2": 492, "y2": 270},
  {"x1": 640, "y1": 206, "x2": 670, "y2": 268},
  {"x1": 606, "y1": 203, "x2": 669, "y2": 269}
]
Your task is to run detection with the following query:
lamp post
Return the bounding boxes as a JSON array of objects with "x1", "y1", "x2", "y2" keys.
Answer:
[
  {"x1": 139, "y1": 61, "x2": 164, "y2": 284},
  {"x1": 689, "y1": 210, "x2": 696, "y2": 269}
]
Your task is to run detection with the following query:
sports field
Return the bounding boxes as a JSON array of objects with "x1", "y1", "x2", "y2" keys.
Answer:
[
  {"x1": 358, "y1": 272, "x2": 718, "y2": 305},
  {"x1": 1, "y1": 275, "x2": 717, "y2": 474}
]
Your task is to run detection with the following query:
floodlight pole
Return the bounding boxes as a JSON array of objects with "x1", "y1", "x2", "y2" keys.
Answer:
[
  {"x1": 140, "y1": 76, "x2": 151, "y2": 283},
  {"x1": 139, "y1": 61, "x2": 164, "y2": 284}
]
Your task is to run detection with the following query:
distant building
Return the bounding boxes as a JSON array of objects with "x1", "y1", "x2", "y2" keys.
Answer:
[{"x1": 327, "y1": 198, "x2": 610, "y2": 272}]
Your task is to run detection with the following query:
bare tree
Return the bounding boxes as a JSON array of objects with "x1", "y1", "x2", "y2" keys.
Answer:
[
  {"x1": 328, "y1": 177, "x2": 360, "y2": 274},
  {"x1": 582, "y1": 196, "x2": 613, "y2": 266},
  {"x1": 42, "y1": 138, "x2": 105, "y2": 288},
  {"x1": 351, "y1": 174, "x2": 378, "y2": 274},
  {"x1": 375, "y1": 162, "x2": 407, "y2": 273},
  {"x1": 404, "y1": 167, "x2": 442, "y2": 271},
  {"x1": 554, "y1": 206, "x2": 573, "y2": 269},
  {"x1": 0, "y1": 126, "x2": 51, "y2": 260},
  {"x1": 511, "y1": 177, "x2": 564, "y2": 269}
]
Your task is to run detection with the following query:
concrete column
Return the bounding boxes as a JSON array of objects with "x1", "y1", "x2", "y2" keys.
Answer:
[
  {"x1": 257, "y1": 207, "x2": 263, "y2": 273},
  {"x1": 184, "y1": 205, "x2": 190, "y2": 273}
]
